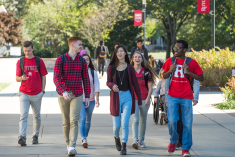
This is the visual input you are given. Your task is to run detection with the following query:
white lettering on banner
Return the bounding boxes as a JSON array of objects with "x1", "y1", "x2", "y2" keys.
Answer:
[
  {"x1": 201, "y1": 0, "x2": 207, "y2": 11},
  {"x1": 135, "y1": 14, "x2": 142, "y2": 22},
  {"x1": 174, "y1": 65, "x2": 184, "y2": 78}
]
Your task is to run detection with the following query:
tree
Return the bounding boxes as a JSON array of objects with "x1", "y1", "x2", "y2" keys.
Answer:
[
  {"x1": 0, "y1": 12, "x2": 23, "y2": 46},
  {"x1": 149, "y1": 0, "x2": 197, "y2": 58},
  {"x1": 79, "y1": 0, "x2": 125, "y2": 50},
  {"x1": 24, "y1": 0, "x2": 92, "y2": 57}
]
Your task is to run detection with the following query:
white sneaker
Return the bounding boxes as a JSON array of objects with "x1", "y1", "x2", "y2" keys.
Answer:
[
  {"x1": 68, "y1": 146, "x2": 77, "y2": 155},
  {"x1": 67, "y1": 145, "x2": 69, "y2": 152},
  {"x1": 139, "y1": 141, "x2": 146, "y2": 148}
]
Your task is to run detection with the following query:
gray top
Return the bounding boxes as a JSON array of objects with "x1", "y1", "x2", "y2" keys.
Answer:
[{"x1": 154, "y1": 80, "x2": 165, "y2": 97}]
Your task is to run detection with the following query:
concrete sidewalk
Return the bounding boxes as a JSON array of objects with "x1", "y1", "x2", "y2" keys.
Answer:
[{"x1": 0, "y1": 71, "x2": 235, "y2": 157}]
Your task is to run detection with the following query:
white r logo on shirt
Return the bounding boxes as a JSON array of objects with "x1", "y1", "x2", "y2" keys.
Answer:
[{"x1": 174, "y1": 65, "x2": 184, "y2": 78}]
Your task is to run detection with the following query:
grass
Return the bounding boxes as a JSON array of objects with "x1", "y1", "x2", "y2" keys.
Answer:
[
  {"x1": 149, "y1": 51, "x2": 173, "y2": 60},
  {"x1": 216, "y1": 100, "x2": 235, "y2": 110},
  {"x1": 0, "y1": 83, "x2": 11, "y2": 92}
]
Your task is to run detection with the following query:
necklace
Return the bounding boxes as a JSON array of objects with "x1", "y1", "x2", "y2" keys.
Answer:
[{"x1": 118, "y1": 69, "x2": 125, "y2": 85}]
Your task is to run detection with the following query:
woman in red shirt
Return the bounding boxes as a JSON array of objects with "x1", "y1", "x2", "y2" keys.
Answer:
[
  {"x1": 107, "y1": 45, "x2": 142, "y2": 155},
  {"x1": 130, "y1": 51, "x2": 158, "y2": 149}
]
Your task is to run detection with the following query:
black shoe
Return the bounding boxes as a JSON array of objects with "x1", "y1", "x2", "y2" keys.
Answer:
[
  {"x1": 176, "y1": 142, "x2": 182, "y2": 150},
  {"x1": 32, "y1": 135, "x2": 38, "y2": 144},
  {"x1": 120, "y1": 142, "x2": 127, "y2": 155},
  {"x1": 114, "y1": 137, "x2": 121, "y2": 151},
  {"x1": 18, "y1": 136, "x2": 26, "y2": 146}
]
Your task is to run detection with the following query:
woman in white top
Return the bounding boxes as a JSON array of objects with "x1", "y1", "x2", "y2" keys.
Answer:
[{"x1": 79, "y1": 54, "x2": 100, "y2": 148}]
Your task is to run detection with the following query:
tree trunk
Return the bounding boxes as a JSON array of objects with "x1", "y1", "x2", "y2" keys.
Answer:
[
  {"x1": 55, "y1": 45, "x2": 59, "y2": 58},
  {"x1": 166, "y1": 33, "x2": 171, "y2": 59}
]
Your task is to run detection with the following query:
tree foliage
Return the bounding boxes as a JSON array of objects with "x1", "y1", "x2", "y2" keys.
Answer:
[
  {"x1": 0, "y1": 12, "x2": 23, "y2": 46},
  {"x1": 79, "y1": 0, "x2": 124, "y2": 49},
  {"x1": 24, "y1": 0, "x2": 92, "y2": 57}
]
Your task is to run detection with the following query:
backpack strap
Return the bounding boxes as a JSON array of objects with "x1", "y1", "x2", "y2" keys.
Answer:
[
  {"x1": 184, "y1": 57, "x2": 194, "y2": 92},
  {"x1": 20, "y1": 57, "x2": 25, "y2": 76},
  {"x1": 144, "y1": 69, "x2": 149, "y2": 91},
  {"x1": 61, "y1": 54, "x2": 66, "y2": 72},
  {"x1": 79, "y1": 55, "x2": 84, "y2": 80},
  {"x1": 35, "y1": 56, "x2": 41, "y2": 76},
  {"x1": 91, "y1": 68, "x2": 94, "y2": 84},
  {"x1": 170, "y1": 56, "x2": 177, "y2": 81}
]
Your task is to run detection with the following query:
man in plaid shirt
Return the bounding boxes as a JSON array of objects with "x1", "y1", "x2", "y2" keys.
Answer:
[{"x1": 53, "y1": 36, "x2": 91, "y2": 156}]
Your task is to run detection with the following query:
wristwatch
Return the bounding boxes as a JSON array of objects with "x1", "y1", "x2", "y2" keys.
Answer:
[{"x1": 42, "y1": 91, "x2": 45, "y2": 94}]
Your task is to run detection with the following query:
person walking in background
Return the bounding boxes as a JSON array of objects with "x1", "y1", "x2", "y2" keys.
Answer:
[
  {"x1": 16, "y1": 41, "x2": 48, "y2": 146},
  {"x1": 53, "y1": 36, "x2": 91, "y2": 156},
  {"x1": 130, "y1": 52, "x2": 158, "y2": 149},
  {"x1": 130, "y1": 39, "x2": 149, "y2": 61},
  {"x1": 154, "y1": 69, "x2": 167, "y2": 119},
  {"x1": 107, "y1": 45, "x2": 142, "y2": 155},
  {"x1": 85, "y1": 47, "x2": 91, "y2": 56},
  {"x1": 162, "y1": 40, "x2": 204, "y2": 157},
  {"x1": 95, "y1": 40, "x2": 109, "y2": 79},
  {"x1": 80, "y1": 46, "x2": 86, "y2": 56},
  {"x1": 79, "y1": 54, "x2": 100, "y2": 148},
  {"x1": 111, "y1": 42, "x2": 120, "y2": 59}
]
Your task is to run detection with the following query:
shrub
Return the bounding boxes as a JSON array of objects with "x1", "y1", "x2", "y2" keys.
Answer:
[
  {"x1": 217, "y1": 77, "x2": 235, "y2": 110},
  {"x1": 187, "y1": 47, "x2": 235, "y2": 87}
]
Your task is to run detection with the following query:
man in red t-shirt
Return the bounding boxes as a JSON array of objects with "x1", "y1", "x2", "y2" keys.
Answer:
[
  {"x1": 163, "y1": 40, "x2": 204, "y2": 157},
  {"x1": 16, "y1": 41, "x2": 48, "y2": 146}
]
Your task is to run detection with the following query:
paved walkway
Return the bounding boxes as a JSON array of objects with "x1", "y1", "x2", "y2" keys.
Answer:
[{"x1": 0, "y1": 71, "x2": 235, "y2": 157}]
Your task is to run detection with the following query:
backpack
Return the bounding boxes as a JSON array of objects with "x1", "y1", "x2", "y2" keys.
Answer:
[
  {"x1": 144, "y1": 69, "x2": 150, "y2": 91},
  {"x1": 155, "y1": 59, "x2": 164, "y2": 75},
  {"x1": 170, "y1": 56, "x2": 194, "y2": 92},
  {"x1": 20, "y1": 56, "x2": 41, "y2": 76},
  {"x1": 111, "y1": 64, "x2": 132, "y2": 82},
  {"x1": 61, "y1": 54, "x2": 84, "y2": 79},
  {"x1": 91, "y1": 68, "x2": 94, "y2": 85}
]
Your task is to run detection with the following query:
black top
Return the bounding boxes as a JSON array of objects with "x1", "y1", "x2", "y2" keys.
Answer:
[
  {"x1": 95, "y1": 46, "x2": 109, "y2": 59},
  {"x1": 116, "y1": 68, "x2": 129, "y2": 91}
]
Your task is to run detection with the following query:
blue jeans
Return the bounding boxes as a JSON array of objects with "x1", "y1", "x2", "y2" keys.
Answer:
[
  {"x1": 168, "y1": 95, "x2": 193, "y2": 150},
  {"x1": 112, "y1": 90, "x2": 132, "y2": 143},
  {"x1": 79, "y1": 101, "x2": 95, "y2": 140},
  {"x1": 132, "y1": 100, "x2": 150, "y2": 142}
]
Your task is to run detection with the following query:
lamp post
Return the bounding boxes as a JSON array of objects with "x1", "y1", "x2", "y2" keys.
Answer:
[
  {"x1": 142, "y1": 0, "x2": 146, "y2": 45},
  {"x1": 211, "y1": 0, "x2": 215, "y2": 49}
]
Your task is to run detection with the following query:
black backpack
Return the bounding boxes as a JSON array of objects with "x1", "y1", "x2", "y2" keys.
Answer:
[
  {"x1": 91, "y1": 68, "x2": 94, "y2": 84},
  {"x1": 144, "y1": 69, "x2": 150, "y2": 91},
  {"x1": 155, "y1": 59, "x2": 164, "y2": 75},
  {"x1": 61, "y1": 54, "x2": 84, "y2": 80},
  {"x1": 20, "y1": 56, "x2": 41, "y2": 76},
  {"x1": 170, "y1": 56, "x2": 194, "y2": 92}
]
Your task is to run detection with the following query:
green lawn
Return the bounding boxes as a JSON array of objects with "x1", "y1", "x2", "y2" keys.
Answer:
[
  {"x1": 0, "y1": 83, "x2": 11, "y2": 92},
  {"x1": 149, "y1": 51, "x2": 173, "y2": 60}
]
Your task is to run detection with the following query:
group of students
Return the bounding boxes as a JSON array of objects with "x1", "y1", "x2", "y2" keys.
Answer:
[{"x1": 16, "y1": 37, "x2": 204, "y2": 157}]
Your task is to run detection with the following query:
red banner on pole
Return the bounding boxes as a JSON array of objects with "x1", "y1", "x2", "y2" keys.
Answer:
[
  {"x1": 134, "y1": 10, "x2": 142, "y2": 26},
  {"x1": 198, "y1": 0, "x2": 210, "y2": 14}
]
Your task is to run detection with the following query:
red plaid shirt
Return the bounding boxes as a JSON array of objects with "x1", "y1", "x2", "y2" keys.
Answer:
[{"x1": 53, "y1": 53, "x2": 91, "y2": 98}]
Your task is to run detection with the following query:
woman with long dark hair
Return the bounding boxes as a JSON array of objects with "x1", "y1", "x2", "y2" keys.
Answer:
[
  {"x1": 107, "y1": 45, "x2": 142, "y2": 155},
  {"x1": 79, "y1": 54, "x2": 100, "y2": 148},
  {"x1": 130, "y1": 51, "x2": 158, "y2": 149}
]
